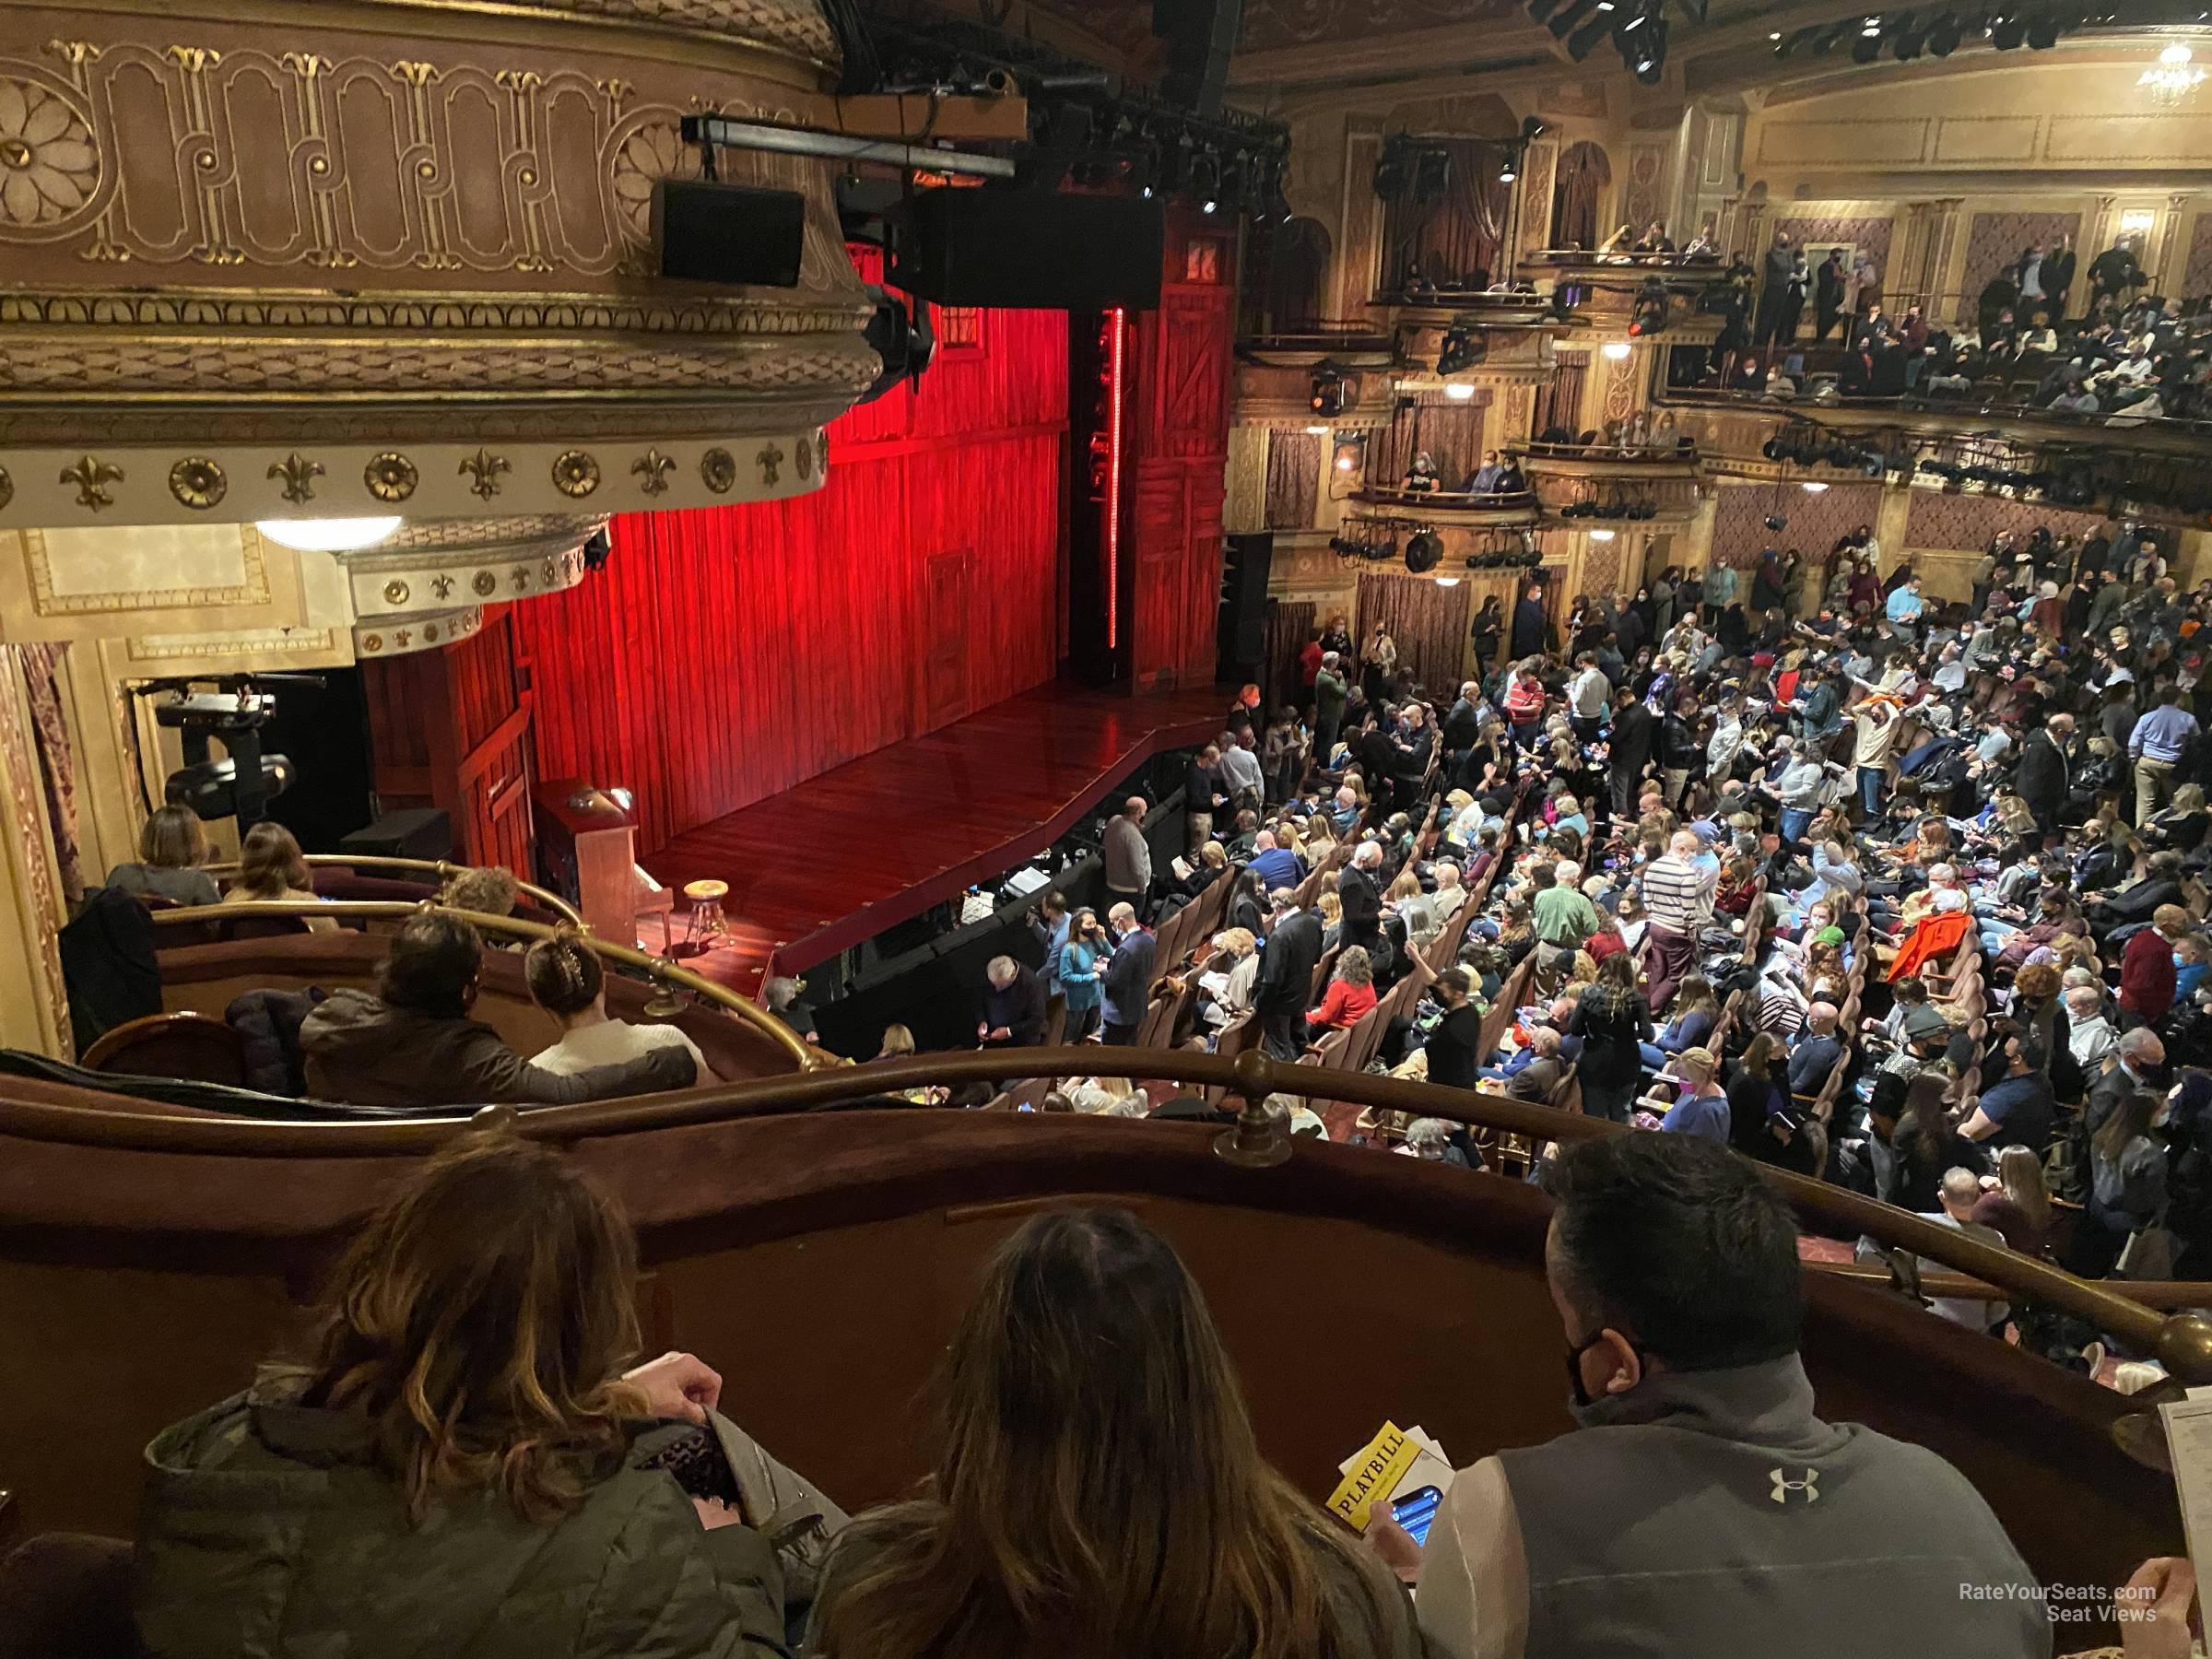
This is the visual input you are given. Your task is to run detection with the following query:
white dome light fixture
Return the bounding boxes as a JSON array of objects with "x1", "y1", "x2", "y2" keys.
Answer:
[
  {"x1": 1444, "y1": 381, "x2": 1477, "y2": 401},
  {"x1": 1601, "y1": 340, "x2": 1633, "y2": 360},
  {"x1": 1801, "y1": 481, "x2": 1830, "y2": 494},
  {"x1": 255, "y1": 517, "x2": 404, "y2": 553},
  {"x1": 2141, "y1": 42, "x2": 2206, "y2": 101}
]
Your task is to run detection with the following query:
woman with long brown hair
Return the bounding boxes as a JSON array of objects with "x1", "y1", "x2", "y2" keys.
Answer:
[
  {"x1": 808, "y1": 1207, "x2": 1417, "y2": 1659},
  {"x1": 220, "y1": 820, "x2": 337, "y2": 931},
  {"x1": 135, "y1": 1133, "x2": 804, "y2": 1658}
]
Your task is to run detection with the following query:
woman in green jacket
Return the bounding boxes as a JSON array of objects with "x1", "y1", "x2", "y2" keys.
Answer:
[{"x1": 133, "y1": 1134, "x2": 799, "y2": 1659}]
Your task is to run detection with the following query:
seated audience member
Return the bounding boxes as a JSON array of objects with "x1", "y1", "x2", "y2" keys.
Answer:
[
  {"x1": 1891, "y1": 1070, "x2": 1986, "y2": 1215},
  {"x1": 764, "y1": 974, "x2": 820, "y2": 1045},
  {"x1": 1507, "y1": 1026, "x2": 1568, "y2": 1101},
  {"x1": 1366, "y1": 1134, "x2": 2048, "y2": 1657},
  {"x1": 135, "y1": 1134, "x2": 809, "y2": 1659},
  {"x1": 300, "y1": 913, "x2": 697, "y2": 1107},
  {"x1": 809, "y1": 1208, "x2": 1418, "y2": 1659},
  {"x1": 1640, "y1": 974, "x2": 1719, "y2": 1072},
  {"x1": 1959, "y1": 1032, "x2": 2057, "y2": 1152},
  {"x1": 1657, "y1": 1046, "x2": 1730, "y2": 1144},
  {"x1": 441, "y1": 863, "x2": 522, "y2": 923},
  {"x1": 980, "y1": 955, "x2": 1049, "y2": 1047},
  {"x1": 1787, "y1": 1001, "x2": 1842, "y2": 1097},
  {"x1": 1971, "y1": 1144, "x2": 2053, "y2": 1258},
  {"x1": 2069, "y1": 1087, "x2": 2171, "y2": 1279},
  {"x1": 106, "y1": 803, "x2": 220, "y2": 907},
  {"x1": 1913, "y1": 1166, "x2": 2014, "y2": 1331},
  {"x1": 526, "y1": 929, "x2": 713, "y2": 1081},
  {"x1": 221, "y1": 820, "x2": 337, "y2": 932},
  {"x1": 1309, "y1": 945, "x2": 1378, "y2": 1035}
]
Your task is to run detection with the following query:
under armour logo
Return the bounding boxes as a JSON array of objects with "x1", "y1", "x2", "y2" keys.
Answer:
[{"x1": 1770, "y1": 1467, "x2": 1819, "y2": 1505}]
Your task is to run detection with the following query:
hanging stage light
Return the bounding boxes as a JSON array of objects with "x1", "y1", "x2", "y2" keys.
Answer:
[
  {"x1": 1406, "y1": 527, "x2": 1445, "y2": 574},
  {"x1": 1438, "y1": 325, "x2": 1481, "y2": 375},
  {"x1": 1928, "y1": 11, "x2": 1964, "y2": 53}
]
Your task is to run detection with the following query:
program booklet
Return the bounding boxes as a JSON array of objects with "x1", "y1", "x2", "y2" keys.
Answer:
[{"x1": 1324, "y1": 1420, "x2": 1457, "y2": 1532}]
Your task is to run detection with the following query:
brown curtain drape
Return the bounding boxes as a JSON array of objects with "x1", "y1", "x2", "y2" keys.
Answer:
[
  {"x1": 1535, "y1": 352, "x2": 1588, "y2": 440},
  {"x1": 1550, "y1": 142, "x2": 1609, "y2": 252},
  {"x1": 1382, "y1": 139, "x2": 1512, "y2": 290},
  {"x1": 11, "y1": 644, "x2": 82, "y2": 903},
  {"x1": 1371, "y1": 393, "x2": 1491, "y2": 489},
  {"x1": 1265, "y1": 598, "x2": 1316, "y2": 716},
  {"x1": 1265, "y1": 429, "x2": 1322, "y2": 530},
  {"x1": 1356, "y1": 573, "x2": 1471, "y2": 697}
]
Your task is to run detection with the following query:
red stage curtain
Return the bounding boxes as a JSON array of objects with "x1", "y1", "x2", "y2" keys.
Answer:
[{"x1": 513, "y1": 253, "x2": 1068, "y2": 857}]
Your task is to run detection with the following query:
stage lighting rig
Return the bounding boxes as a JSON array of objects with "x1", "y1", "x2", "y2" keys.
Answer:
[
  {"x1": 137, "y1": 676, "x2": 317, "y2": 830},
  {"x1": 1406, "y1": 528, "x2": 1445, "y2": 574},
  {"x1": 1437, "y1": 324, "x2": 1482, "y2": 375}
]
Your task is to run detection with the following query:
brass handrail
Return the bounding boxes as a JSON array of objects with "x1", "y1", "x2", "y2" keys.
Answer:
[
  {"x1": 144, "y1": 900, "x2": 818, "y2": 1070},
  {"x1": 3, "y1": 1039, "x2": 2205, "y2": 1383},
  {"x1": 196, "y1": 853, "x2": 585, "y2": 928}
]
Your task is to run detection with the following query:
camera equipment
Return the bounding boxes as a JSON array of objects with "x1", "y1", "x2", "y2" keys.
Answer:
[{"x1": 137, "y1": 676, "x2": 316, "y2": 829}]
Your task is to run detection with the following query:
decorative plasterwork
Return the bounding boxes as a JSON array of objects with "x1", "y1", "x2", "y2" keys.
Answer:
[
  {"x1": 0, "y1": 14, "x2": 874, "y2": 459},
  {"x1": 462, "y1": 0, "x2": 841, "y2": 65},
  {"x1": 122, "y1": 625, "x2": 349, "y2": 668},
  {"x1": 339, "y1": 513, "x2": 604, "y2": 618},
  {"x1": 353, "y1": 605, "x2": 485, "y2": 659},
  {"x1": 0, "y1": 429, "x2": 829, "y2": 529}
]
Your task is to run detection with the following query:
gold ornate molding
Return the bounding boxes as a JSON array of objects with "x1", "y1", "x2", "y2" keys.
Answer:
[
  {"x1": 353, "y1": 605, "x2": 485, "y2": 659},
  {"x1": 0, "y1": 9, "x2": 873, "y2": 464},
  {"x1": 0, "y1": 429, "x2": 829, "y2": 528}
]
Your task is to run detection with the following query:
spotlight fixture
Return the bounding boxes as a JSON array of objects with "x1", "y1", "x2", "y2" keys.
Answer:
[
  {"x1": 1852, "y1": 25, "x2": 1883, "y2": 61},
  {"x1": 1763, "y1": 513, "x2": 1789, "y2": 532},
  {"x1": 2025, "y1": 8, "x2": 2061, "y2": 48},
  {"x1": 1928, "y1": 11, "x2": 1963, "y2": 53},
  {"x1": 1406, "y1": 527, "x2": 1444, "y2": 574},
  {"x1": 1413, "y1": 146, "x2": 1453, "y2": 201},
  {"x1": 1567, "y1": 9, "x2": 1613, "y2": 58},
  {"x1": 1991, "y1": 11, "x2": 2027, "y2": 48},
  {"x1": 1372, "y1": 136, "x2": 1408, "y2": 198},
  {"x1": 1547, "y1": 0, "x2": 1606, "y2": 40},
  {"x1": 1437, "y1": 324, "x2": 1481, "y2": 375},
  {"x1": 1311, "y1": 368, "x2": 1347, "y2": 417},
  {"x1": 1499, "y1": 158, "x2": 1518, "y2": 183}
]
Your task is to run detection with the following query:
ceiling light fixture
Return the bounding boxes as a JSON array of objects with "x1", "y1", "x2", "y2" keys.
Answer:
[
  {"x1": 255, "y1": 517, "x2": 404, "y2": 552},
  {"x1": 2141, "y1": 41, "x2": 2207, "y2": 101},
  {"x1": 1602, "y1": 339, "x2": 1633, "y2": 359},
  {"x1": 1445, "y1": 381, "x2": 1477, "y2": 401}
]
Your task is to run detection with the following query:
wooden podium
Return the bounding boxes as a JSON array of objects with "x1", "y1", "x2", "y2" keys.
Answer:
[{"x1": 534, "y1": 779, "x2": 668, "y2": 946}]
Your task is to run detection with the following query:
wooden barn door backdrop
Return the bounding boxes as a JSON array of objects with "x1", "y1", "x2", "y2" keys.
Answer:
[
  {"x1": 1127, "y1": 218, "x2": 1239, "y2": 691},
  {"x1": 363, "y1": 609, "x2": 535, "y2": 870}
]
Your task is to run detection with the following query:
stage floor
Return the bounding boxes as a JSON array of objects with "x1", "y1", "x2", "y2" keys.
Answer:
[{"x1": 641, "y1": 679, "x2": 1228, "y2": 997}]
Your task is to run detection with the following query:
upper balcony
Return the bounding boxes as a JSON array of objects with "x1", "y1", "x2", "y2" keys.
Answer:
[{"x1": 1347, "y1": 484, "x2": 1543, "y2": 528}]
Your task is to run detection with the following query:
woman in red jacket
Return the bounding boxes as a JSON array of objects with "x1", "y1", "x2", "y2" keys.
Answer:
[
  {"x1": 2120, "y1": 904, "x2": 2191, "y2": 1027},
  {"x1": 1307, "y1": 946, "x2": 1378, "y2": 1035}
]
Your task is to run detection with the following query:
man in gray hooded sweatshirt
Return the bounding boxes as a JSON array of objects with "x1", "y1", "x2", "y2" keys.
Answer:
[{"x1": 1369, "y1": 1132, "x2": 2049, "y2": 1658}]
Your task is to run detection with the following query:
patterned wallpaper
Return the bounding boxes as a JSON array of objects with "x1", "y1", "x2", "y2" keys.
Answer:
[
  {"x1": 1773, "y1": 214, "x2": 1893, "y2": 278},
  {"x1": 1580, "y1": 538, "x2": 1622, "y2": 595},
  {"x1": 1959, "y1": 211, "x2": 2082, "y2": 311},
  {"x1": 1901, "y1": 490, "x2": 2110, "y2": 553},
  {"x1": 1711, "y1": 482, "x2": 1883, "y2": 569},
  {"x1": 2186, "y1": 215, "x2": 2212, "y2": 300},
  {"x1": 1622, "y1": 145, "x2": 1667, "y2": 236}
]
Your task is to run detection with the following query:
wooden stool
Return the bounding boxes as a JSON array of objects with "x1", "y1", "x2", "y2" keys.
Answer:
[{"x1": 677, "y1": 879, "x2": 731, "y2": 956}]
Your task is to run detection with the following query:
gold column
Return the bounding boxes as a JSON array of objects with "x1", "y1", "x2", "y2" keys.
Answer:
[{"x1": 0, "y1": 656, "x2": 73, "y2": 1056}]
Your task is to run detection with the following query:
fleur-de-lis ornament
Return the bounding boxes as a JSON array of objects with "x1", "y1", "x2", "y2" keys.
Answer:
[
  {"x1": 60, "y1": 454, "x2": 126, "y2": 511},
  {"x1": 632, "y1": 449, "x2": 677, "y2": 496},
  {"x1": 267, "y1": 452, "x2": 324, "y2": 505},
  {"x1": 459, "y1": 448, "x2": 511, "y2": 501}
]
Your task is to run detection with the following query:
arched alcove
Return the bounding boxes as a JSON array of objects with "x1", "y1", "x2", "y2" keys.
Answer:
[{"x1": 1549, "y1": 140, "x2": 1613, "y2": 252}]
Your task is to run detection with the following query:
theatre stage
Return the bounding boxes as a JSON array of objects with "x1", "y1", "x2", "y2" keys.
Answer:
[{"x1": 641, "y1": 679, "x2": 1228, "y2": 997}]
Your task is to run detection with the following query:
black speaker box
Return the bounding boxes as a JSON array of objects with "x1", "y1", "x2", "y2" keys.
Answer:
[
  {"x1": 653, "y1": 180, "x2": 806, "y2": 287},
  {"x1": 1218, "y1": 532, "x2": 1273, "y2": 665},
  {"x1": 340, "y1": 807, "x2": 453, "y2": 862},
  {"x1": 1156, "y1": 0, "x2": 1244, "y2": 114},
  {"x1": 891, "y1": 190, "x2": 1164, "y2": 311}
]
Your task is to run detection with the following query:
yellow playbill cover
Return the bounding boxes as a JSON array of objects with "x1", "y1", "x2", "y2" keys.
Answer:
[{"x1": 1325, "y1": 1421, "x2": 1418, "y2": 1532}]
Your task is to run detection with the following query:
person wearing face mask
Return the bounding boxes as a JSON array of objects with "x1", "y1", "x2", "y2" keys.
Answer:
[{"x1": 1363, "y1": 1133, "x2": 2048, "y2": 1659}]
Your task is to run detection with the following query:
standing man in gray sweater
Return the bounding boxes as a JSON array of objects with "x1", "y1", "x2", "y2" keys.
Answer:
[
  {"x1": 1368, "y1": 1134, "x2": 2050, "y2": 1659},
  {"x1": 1101, "y1": 795, "x2": 1153, "y2": 912}
]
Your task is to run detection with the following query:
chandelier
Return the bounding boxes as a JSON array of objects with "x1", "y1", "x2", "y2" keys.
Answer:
[{"x1": 2139, "y1": 42, "x2": 2207, "y2": 103}]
